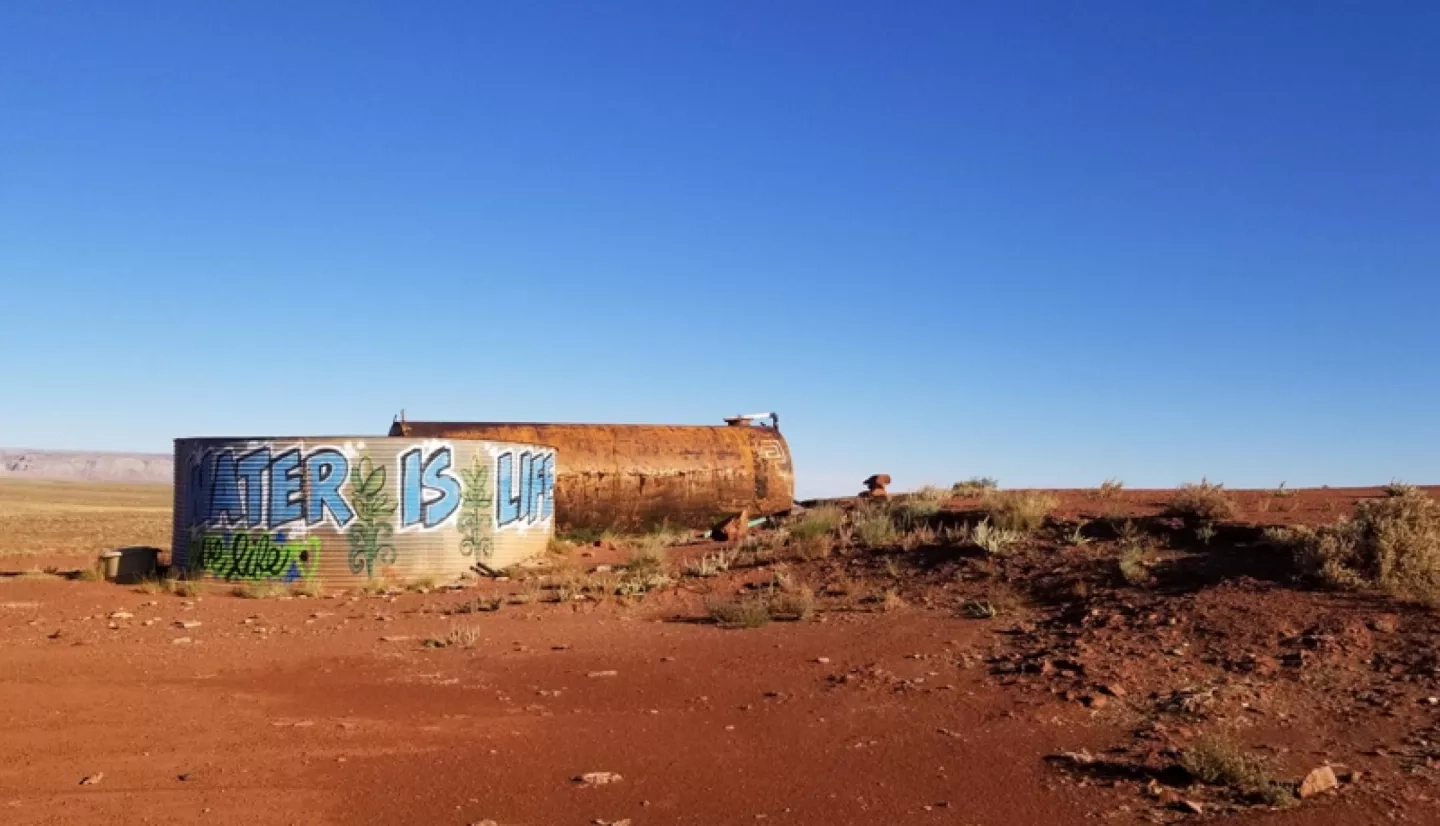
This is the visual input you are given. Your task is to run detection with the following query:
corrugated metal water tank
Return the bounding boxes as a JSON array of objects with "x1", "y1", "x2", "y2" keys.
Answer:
[
  {"x1": 388, "y1": 417, "x2": 795, "y2": 533},
  {"x1": 172, "y1": 436, "x2": 555, "y2": 587}
]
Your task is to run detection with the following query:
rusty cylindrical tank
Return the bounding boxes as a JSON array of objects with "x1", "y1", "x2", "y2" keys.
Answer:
[
  {"x1": 173, "y1": 436, "x2": 556, "y2": 587},
  {"x1": 388, "y1": 415, "x2": 794, "y2": 534}
]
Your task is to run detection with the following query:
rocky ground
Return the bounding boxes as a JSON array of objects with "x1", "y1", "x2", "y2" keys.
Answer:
[{"x1": 0, "y1": 484, "x2": 1437, "y2": 825}]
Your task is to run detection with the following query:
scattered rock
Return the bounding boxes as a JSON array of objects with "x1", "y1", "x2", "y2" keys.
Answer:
[
  {"x1": 177, "y1": 773, "x2": 193, "y2": 782},
  {"x1": 1369, "y1": 615, "x2": 1399, "y2": 634},
  {"x1": 1084, "y1": 695, "x2": 1108, "y2": 710},
  {"x1": 575, "y1": 771, "x2": 623, "y2": 786},
  {"x1": 176, "y1": 620, "x2": 202, "y2": 629},
  {"x1": 79, "y1": 773, "x2": 103, "y2": 786},
  {"x1": 171, "y1": 637, "x2": 192, "y2": 645},
  {"x1": 587, "y1": 670, "x2": 618, "y2": 678},
  {"x1": 1099, "y1": 683, "x2": 1127, "y2": 698},
  {"x1": 815, "y1": 657, "x2": 831, "y2": 664},
  {"x1": 1178, "y1": 800, "x2": 1203, "y2": 815},
  {"x1": 108, "y1": 611, "x2": 133, "y2": 620},
  {"x1": 1299, "y1": 765, "x2": 1338, "y2": 798},
  {"x1": 713, "y1": 510, "x2": 750, "y2": 542}
]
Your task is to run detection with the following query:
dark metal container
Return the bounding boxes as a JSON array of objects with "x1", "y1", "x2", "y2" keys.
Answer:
[{"x1": 388, "y1": 415, "x2": 794, "y2": 533}]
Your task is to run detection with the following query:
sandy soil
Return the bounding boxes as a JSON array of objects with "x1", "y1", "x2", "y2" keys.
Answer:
[{"x1": 1, "y1": 485, "x2": 1437, "y2": 825}]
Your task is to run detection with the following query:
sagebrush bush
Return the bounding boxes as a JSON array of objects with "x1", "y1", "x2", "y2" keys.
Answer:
[
  {"x1": 983, "y1": 491, "x2": 1057, "y2": 532},
  {"x1": 852, "y1": 505, "x2": 899, "y2": 548},
  {"x1": 1293, "y1": 488, "x2": 1440, "y2": 606},
  {"x1": 1181, "y1": 736, "x2": 1284, "y2": 800},
  {"x1": 1167, "y1": 479, "x2": 1237, "y2": 526}
]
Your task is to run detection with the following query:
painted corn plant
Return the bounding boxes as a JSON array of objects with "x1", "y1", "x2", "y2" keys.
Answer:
[{"x1": 346, "y1": 455, "x2": 397, "y2": 577}]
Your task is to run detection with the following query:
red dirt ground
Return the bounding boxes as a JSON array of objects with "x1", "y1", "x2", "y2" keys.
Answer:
[{"x1": 2, "y1": 486, "x2": 1438, "y2": 825}]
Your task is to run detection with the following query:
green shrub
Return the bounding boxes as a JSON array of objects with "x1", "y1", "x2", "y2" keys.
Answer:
[
  {"x1": 1167, "y1": 479, "x2": 1237, "y2": 526},
  {"x1": 1293, "y1": 488, "x2": 1440, "y2": 606},
  {"x1": 790, "y1": 506, "x2": 844, "y2": 540}
]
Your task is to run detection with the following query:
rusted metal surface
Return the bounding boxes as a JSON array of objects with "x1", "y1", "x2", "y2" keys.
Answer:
[
  {"x1": 172, "y1": 436, "x2": 555, "y2": 587},
  {"x1": 388, "y1": 417, "x2": 794, "y2": 533}
]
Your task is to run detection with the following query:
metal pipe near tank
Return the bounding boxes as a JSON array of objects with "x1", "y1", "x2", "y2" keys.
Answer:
[{"x1": 389, "y1": 413, "x2": 795, "y2": 533}]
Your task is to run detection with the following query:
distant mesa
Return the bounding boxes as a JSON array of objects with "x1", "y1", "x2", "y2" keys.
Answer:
[{"x1": 0, "y1": 448, "x2": 173, "y2": 484}]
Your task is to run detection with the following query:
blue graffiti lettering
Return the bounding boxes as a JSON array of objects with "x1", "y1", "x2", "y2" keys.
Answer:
[
  {"x1": 237, "y1": 449, "x2": 270, "y2": 527},
  {"x1": 190, "y1": 445, "x2": 356, "y2": 530},
  {"x1": 495, "y1": 449, "x2": 556, "y2": 528},
  {"x1": 268, "y1": 448, "x2": 304, "y2": 529},
  {"x1": 401, "y1": 446, "x2": 461, "y2": 529},
  {"x1": 305, "y1": 449, "x2": 353, "y2": 526}
]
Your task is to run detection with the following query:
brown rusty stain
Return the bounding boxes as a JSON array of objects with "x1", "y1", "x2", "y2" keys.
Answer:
[{"x1": 389, "y1": 418, "x2": 794, "y2": 533}]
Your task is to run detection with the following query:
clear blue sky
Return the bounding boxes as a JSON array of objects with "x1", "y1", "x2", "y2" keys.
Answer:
[{"x1": 2, "y1": 2, "x2": 1436, "y2": 497}]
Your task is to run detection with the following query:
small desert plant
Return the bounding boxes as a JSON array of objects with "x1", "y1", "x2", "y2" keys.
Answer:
[
  {"x1": 1272, "y1": 482, "x2": 1296, "y2": 498},
  {"x1": 852, "y1": 504, "x2": 900, "y2": 549},
  {"x1": 136, "y1": 576, "x2": 166, "y2": 594},
  {"x1": 768, "y1": 585, "x2": 816, "y2": 621},
  {"x1": 627, "y1": 541, "x2": 668, "y2": 576},
  {"x1": 1292, "y1": 488, "x2": 1440, "y2": 605},
  {"x1": 405, "y1": 576, "x2": 438, "y2": 593},
  {"x1": 1195, "y1": 523, "x2": 1217, "y2": 545},
  {"x1": 168, "y1": 576, "x2": 204, "y2": 597},
  {"x1": 1096, "y1": 478, "x2": 1125, "y2": 499},
  {"x1": 951, "y1": 477, "x2": 999, "y2": 497},
  {"x1": 1118, "y1": 542, "x2": 1151, "y2": 586},
  {"x1": 1063, "y1": 520, "x2": 1092, "y2": 547},
  {"x1": 1167, "y1": 479, "x2": 1237, "y2": 527},
  {"x1": 893, "y1": 497, "x2": 942, "y2": 522},
  {"x1": 425, "y1": 625, "x2": 482, "y2": 648},
  {"x1": 983, "y1": 491, "x2": 1058, "y2": 533},
  {"x1": 451, "y1": 595, "x2": 503, "y2": 614},
  {"x1": 970, "y1": 518, "x2": 1022, "y2": 555},
  {"x1": 963, "y1": 599, "x2": 998, "y2": 619},
  {"x1": 877, "y1": 588, "x2": 907, "y2": 612},
  {"x1": 1384, "y1": 480, "x2": 1418, "y2": 497},
  {"x1": 231, "y1": 581, "x2": 287, "y2": 599},
  {"x1": 707, "y1": 595, "x2": 772, "y2": 628},
  {"x1": 1262, "y1": 525, "x2": 1293, "y2": 546},
  {"x1": 790, "y1": 506, "x2": 844, "y2": 540},
  {"x1": 789, "y1": 534, "x2": 832, "y2": 561},
  {"x1": 1180, "y1": 736, "x2": 1291, "y2": 803},
  {"x1": 684, "y1": 548, "x2": 739, "y2": 578},
  {"x1": 547, "y1": 535, "x2": 575, "y2": 555},
  {"x1": 899, "y1": 522, "x2": 938, "y2": 552},
  {"x1": 290, "y1": 579, "x2": 325, "y2": 598},
  {"x1": 74, "y1": 561, "x2": 106, "y2": 582}
]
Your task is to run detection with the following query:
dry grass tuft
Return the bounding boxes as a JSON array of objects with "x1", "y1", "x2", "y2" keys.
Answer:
[
  {"x1": 970, "y1": 519, "x2": 1022, "y2": 555},
  {"x1": 1096, "y1": 478, "x2": 1125, "y2": 499},
  {"x1": 1118, "y1": 540, "x2": 1151, "y2": 586},
  {"x1": 851, "y1": 505, "x2": 899, "y2": 549},
  {"x1": 768, "y1": 585, "x2": 816, "y2": 621},
  {"x1": 982, "y1": 491, "x2": 1058, "y2": 533},
  {"x1": 1291, "y1": 488, "x2": 1440, "y2": 606},
  {"x1": 425, "y1": 625, "x2": 482, "y2": 648},
  {"x1": 789, "y1": 534, "x2": 832, "y2": 561},
  {"x1": 1167, "y1": 479, "x2": 1237, "y2": 526},
  {"x1": 790, "y1": 506, "x2": 844, "y2": 541},
  {"x1": 1180, "y1": 736, "x2": 1292, "y2": 804},
  {"x1": 706, "y1": 595, "x2": 772, "y2": 628},
  {"x1": 951, "y1": 477, "x2": 999, "y2": 497},
  {"x1": 231, "y1": 581, "x2": 287, "y2": 599}
]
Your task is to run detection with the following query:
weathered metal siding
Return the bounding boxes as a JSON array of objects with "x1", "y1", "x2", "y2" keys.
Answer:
[
  {"x1": 172, "y1": 436, "x2": 555, "y2": 587},
  {"x1": 387, "y1": 421, "x2": 794, "y2": 532}
]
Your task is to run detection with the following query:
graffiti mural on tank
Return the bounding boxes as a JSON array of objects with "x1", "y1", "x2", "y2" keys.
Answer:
[{"x1": 173, "y1": 437, "x2": 557, "y2": 587}]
